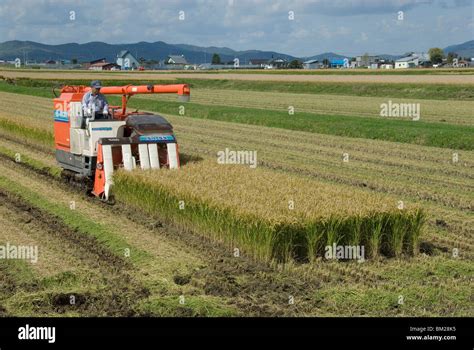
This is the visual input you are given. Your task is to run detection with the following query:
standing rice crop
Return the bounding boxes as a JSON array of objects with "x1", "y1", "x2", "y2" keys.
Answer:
[{"x1": 114, "y1": 160, "x2": 425, "y2": 263}]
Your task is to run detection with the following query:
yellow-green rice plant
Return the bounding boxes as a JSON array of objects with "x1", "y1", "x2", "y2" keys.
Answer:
[
  {"x1": 383, "y1": 211, "x2": 408, "y2": 258},
  {"x1": 305, "y1": 221, "x2": 326, "y2": 263},
  {"x1": 365, "y1": 214, "x2": 384, "y2": 259},
  {"x1": 403, "y1": 209, "x2": 426, "y2": 256},
  {"x1": 114, "y1": 160, "x2": 425, "y2": 263}
]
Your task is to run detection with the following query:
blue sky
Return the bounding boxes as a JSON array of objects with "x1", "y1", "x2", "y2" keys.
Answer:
[{"x1": 0, "y1": 0, "x2": 472, "y2": 56}]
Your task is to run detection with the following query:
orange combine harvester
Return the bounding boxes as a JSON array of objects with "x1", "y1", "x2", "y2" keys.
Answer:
[{"x1": 53, "y1": 83, "x2": 190, "y2": 202}]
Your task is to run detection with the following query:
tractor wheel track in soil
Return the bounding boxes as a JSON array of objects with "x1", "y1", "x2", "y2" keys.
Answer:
[
  {"x1": 0, "y1": 188, "x2": 150, "y2": 316},
  {"x1": 0, "y1": 129, "x2": 54, "y2": 156}
]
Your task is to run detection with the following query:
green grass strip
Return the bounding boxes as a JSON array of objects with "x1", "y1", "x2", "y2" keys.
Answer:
[
  {"x1": 3, "y1": 77, "x2": 474, "y2": 100},
  {"x1": 0, "y1": 81, "x2": 52, "y2": 98},
  {"x1": 0, "y1": 258, "x2": 37, "y2": 290},
  {"x1": 0, "y1": 119, "x2": 54, "y2": 147}
]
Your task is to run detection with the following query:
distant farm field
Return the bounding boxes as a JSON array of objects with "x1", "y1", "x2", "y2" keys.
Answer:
[
  {"x1": 140, "y1": 88, "x2": 474, "y2": 125},
  {"x1": 0, "y1": 71, "x2": 472, "y2": 317},
  {"x1": 1, "y1": 68, "x2": 474, "y2": 84}
]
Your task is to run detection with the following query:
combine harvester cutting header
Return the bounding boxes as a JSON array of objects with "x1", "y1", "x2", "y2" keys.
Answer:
[{"x1": 53, "y1": 83, "x2": 190, "y2": 202}]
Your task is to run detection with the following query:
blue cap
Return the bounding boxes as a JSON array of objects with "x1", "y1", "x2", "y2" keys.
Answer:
[{"x1": 90, "y1": 80, "x2": 102, "y2": 89}]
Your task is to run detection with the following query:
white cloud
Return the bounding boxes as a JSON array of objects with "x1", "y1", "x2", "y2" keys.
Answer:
[
  {"x1": 358, "y1": 32, "x2": 369, "y2": 42},
  {"x1": 0, "y1": 0, "x2": 471, "y2": 56}
]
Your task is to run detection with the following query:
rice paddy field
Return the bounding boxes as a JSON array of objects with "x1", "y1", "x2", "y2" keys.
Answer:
[{"x1": 0, "y1": 68, "x2": 472, "y2": 317}]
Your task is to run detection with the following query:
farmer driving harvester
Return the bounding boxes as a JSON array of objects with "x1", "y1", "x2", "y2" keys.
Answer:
[
  {"x1": 54, "y1": 80, "x2": 190, "y2": 201},
  {"x1": 82, "y1": 80, "x2": 109, "y2": 120}
]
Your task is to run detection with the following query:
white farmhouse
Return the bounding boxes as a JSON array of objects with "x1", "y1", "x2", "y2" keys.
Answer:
[
  {"x1": 395, "y1": 56, "x2": 419, "y2": 69},
  {"x1": 116, "y1": 50, "x2": 140, "y2": 70},
  {"x1": 303, "y1": 59, "x2": 323, "y2": 69},
  {"x1": 395, "y1": 53, "x2": 430, "y2": 69}
]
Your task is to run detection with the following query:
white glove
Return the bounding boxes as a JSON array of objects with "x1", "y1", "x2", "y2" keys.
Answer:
[
  {"x1": 85, "y1": 118, "x2": 90, "y2": 136},
  {"x1": 86, "y1": 108, "x2": 92, "y2": 116},
  {"x1": 103, "y1": 110, "x2": 109, "y2": 116}
]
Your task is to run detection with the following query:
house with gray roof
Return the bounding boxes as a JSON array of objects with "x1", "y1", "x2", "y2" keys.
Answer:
[
  {"x1": 166, "y1": 55, "x2": 188, "y2": 65},
  {"x1": 395, "y1": 56, "x2": 418, "y2": 69},
  {"x1": 116, "y1": 50, "x2": 140, "y2": 70},
  {"x1": 303, "y1": 59, "x2": 323, "y2": 69},
  {"x1": 395, "y1": 53, "x2": 429, "y2": 69}
]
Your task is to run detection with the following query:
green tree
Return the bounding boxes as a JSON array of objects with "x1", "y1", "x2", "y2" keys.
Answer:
[
  {"x1": 322, "y1": 58, "x2": 330, "y2": 67},
  {"x1": 428, "y1": 48, "x2": 444, "y2": 64},
  {"x1": 211, "y1": 53, "x2": 221, "y2": 64},
  {"x1": 71, "y1": 58, "x2": 78, "y2": 64},
  {"x1": 446, "y1": 52, "x2": 458, "y2": 64},
  {"x1": 361, "y1": 52, "x2": 370, "y2": 67},
  {"x1": 288, "y1": 59, "x2": 303, "y2": 69}
]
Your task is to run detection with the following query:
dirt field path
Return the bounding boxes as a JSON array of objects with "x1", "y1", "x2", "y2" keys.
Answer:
[{"x1": 1, "y1": 70, "x2": 474, "y2": 84}]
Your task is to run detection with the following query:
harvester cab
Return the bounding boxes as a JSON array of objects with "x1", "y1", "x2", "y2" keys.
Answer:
[{"x1": 53, "y1": 83, "x2": 190, "y2": 202}]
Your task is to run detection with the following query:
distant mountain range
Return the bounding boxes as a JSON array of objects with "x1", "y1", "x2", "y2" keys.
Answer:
[
  {"x1": 0, "y1": 39, "x2": 472, "y2": 64},
  {"x1": 303, "y1": 52, "x2": 401, "y2": 61},
  {"x1": 302, "y1": 52, "x2": 347, "y2": 61},
  {"x1": 443, "y1": 40, "x2": 474, "y2": 58},
  {"x1": 0, "y1": 40, "x2": 297, "y2": 64}
]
